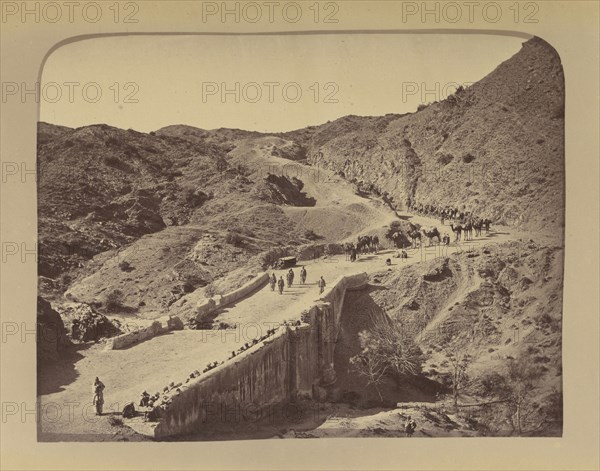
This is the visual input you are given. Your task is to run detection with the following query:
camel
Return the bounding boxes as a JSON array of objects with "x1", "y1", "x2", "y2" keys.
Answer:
[
  {"x1": 450, "y1": 223, "x2": 463, "y2": 242},
  {"x1": 372, "y1": 235, "x2": 379, "y2": 253},
  {"x1": 408, "y1": 230, "x2": 421, "y2": 248},
  {"x1": 421, "y1": 227, "x2": 441, "y2": 246},
  {"x1": 463, "y1": 221, "x2": 473, "y2": 241},
  {"x1": 357, "y1": 236, "x2": 371, "y2": 254}
]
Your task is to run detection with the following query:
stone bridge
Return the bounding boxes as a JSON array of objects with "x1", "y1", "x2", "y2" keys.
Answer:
[{"x1": 152, "y1": 272, "x2": 368, "y2": 439}]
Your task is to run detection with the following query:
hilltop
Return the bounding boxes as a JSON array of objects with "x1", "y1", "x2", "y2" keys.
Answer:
[{"x1": 281, "y1": 37, "x2": 564, "y2": 233}]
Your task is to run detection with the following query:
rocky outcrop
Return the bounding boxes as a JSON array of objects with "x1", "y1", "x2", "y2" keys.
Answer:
[
  {"x1": 56, "y1": 303, "x2": 121, "y2": 342},
  {"x1": 37, "y1": 296, "x2": 71, "y2": 362}
]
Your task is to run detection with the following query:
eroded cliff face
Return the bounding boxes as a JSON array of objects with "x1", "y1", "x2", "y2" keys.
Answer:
[{"x1": 285, "y1": 37, "x2": 564, "y2": 233}]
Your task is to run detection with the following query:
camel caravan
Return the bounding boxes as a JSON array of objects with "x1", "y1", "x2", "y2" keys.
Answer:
[
  {"x1": 403, "y1": 202, "x2": 494, "y2": 248},
  {"x1": 343, "y1": 235, "x2": 380, "y2": 262},
  {"x1": 343, "y1": 201, "x2": 494, "y2": 262}
]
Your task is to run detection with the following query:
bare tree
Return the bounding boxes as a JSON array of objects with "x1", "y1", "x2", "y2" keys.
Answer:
[
  {"x1": 350, "y1": 352, "x2": 388, "y2": 402},
  {"x1": 443, "y1": 346, "x2": 473, "y2": 408},
  {"x1": 351, "y1": 310, "x2": 424, "y2": 392},
  {"x1": 479, "y1": 357, "x2": 547, "y2": 435}
]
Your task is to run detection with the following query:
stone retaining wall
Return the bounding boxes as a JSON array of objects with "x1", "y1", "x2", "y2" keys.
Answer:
[
  {"x1": 152, "y1": 272, "x2": 367, "y2": 438},
  {"x1": 194, "y1": 272, "x2": 269, "y2": 324},
  {"x1": 108, "y1": 315, "x2": 183, "y2": 350}
]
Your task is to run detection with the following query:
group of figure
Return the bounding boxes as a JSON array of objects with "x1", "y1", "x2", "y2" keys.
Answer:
[
  {"x1": 269, "y1": 267, "x2": 326, "y2": 295},
  {"x1": 343, "y1": 234, "x2": 380, "y2": 262}
]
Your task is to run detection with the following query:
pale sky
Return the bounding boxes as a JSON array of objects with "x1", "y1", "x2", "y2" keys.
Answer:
[{"x1": 40, "y1": 34, "x2": 526, "y2": 133}]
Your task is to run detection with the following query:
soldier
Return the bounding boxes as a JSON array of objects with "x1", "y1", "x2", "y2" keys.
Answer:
[{"x1": 318, "y1": 276, "x2": 326, "y2": 294}]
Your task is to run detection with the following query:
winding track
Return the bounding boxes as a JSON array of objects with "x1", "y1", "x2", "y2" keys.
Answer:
[{"x1": 38, "y1": 145, "x2": 517, "y2": 440}]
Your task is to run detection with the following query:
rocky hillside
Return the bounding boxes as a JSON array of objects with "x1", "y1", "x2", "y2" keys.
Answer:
[
  {"x1": 335, "y1": 239, "x2": 563, "y2": 436},
  {"x1": 37, "y1": 123, "x2": 321, "y2": 302},
  {"x1": 37, "y1": 126, "x2": 388, "y2": 317},
  {"x1": 282, "y1": 37, "x2": 564, "y2": 233},
  {"x1": 37, "y1": 36, "x2": 563, "y2": 338}
]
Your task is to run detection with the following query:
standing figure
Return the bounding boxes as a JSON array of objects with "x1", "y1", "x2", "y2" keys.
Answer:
[
  {"x1": 318, "y1": 276, "x2": 326, "y2": 294},
  {"x1": 277, "y1": 276, "x2": 285, "y2": 295},
  {"x1": 286, "y1": 269, "x2": 294, "y2": 288},
  {"x1": 300, "y1": 266, "x2": 307, "y2": 284},
  {"x1": 270, "y1": 273, "x2": 277, "y2": 291},
  {"x1": 93, "y1": 377, "x2": 105, "y2": 416}
]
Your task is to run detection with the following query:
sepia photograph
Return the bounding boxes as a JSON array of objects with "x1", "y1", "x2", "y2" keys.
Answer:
[
  {"x1": 1, "y1": 1, "x2": 598, "y2": 470},
  {"x1": 36, "y1": 32, "x2": 565, "y2": 441}
]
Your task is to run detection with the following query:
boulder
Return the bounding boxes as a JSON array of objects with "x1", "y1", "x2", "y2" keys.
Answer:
[
  {"x1": 57, "y1": 303, "x2": 121, "y2": 342},
  {"x1": 167, "y1": 315, "x2": 184, "y2": 331}
]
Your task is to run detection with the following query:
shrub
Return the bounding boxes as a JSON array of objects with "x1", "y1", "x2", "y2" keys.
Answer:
[
  {"x1": 533, "y1": 312, "x2": 560, "y2": 332},
  {"x1": 462, "y1": 153, "x2": 476, "y2": 163},
  {"x1": 351, "y1": 310, "x2": 424, "y2": 394},
  {"x1": 183, "y1": 188, "x2": 209, "y2": 207},
  {"x1": 105, "y1": 289, "x2": 125, "y2": 312},
  {"x1": 477, "y1": 356, "x2": 550, "y2": 435},
  {"x1": 103, "y1": 155, "x2": 121, "y2": 167},
  {"x1": 118, "y1": 261, "x2": 133, "y2": 272},
  {"x1": 225, "y1": 231, "x2": 243, "y2": 247},
  {"x1": 437, "y1": 154, "x2": 454, "y2": 165}
]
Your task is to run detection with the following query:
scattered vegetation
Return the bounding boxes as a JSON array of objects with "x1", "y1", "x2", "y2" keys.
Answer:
[
  {"x1": 476, "y1": 357, "x2": 559, "y2": 435},
  {"x1": 105, "y1": 289, "x2": 125, "y2": 312},
  {"x1": 118, "y1": 261, "x2": 133, "y2": 272},
  {"x1": 351, "y1": 311, "x2": 424, "y2": 394}
]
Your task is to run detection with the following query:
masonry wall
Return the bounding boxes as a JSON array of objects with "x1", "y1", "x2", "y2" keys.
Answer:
[
  {"x1": 153, "y1": 272, "x2": 368, "y2": 439},
  {"x1": 194, "y1": 273, "x2": 269, "y2": 324},
  {"x1": 109, "y1": 315, "x2": 183, "y2": 350}
]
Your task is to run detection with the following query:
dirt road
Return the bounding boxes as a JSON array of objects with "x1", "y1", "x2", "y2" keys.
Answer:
[{"x1": 38, "y1": 206, "x2": 515, "y2": 441}]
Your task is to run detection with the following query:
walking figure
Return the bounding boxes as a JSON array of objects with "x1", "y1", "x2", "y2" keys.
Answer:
[
  {"x1": 93, "y1": 377, "x2": 105, "y2": 416},
  {"x1": 318, "y1": 276, "x2": 326, "y2": 294},
  {"x1": 300, "y1": 266, "x2": 307, "y2": 284},
  {"x1": 277, "y1": 276, "x2": 285, "y2": 295},
  {"x1": 270, "y1": 273, "x2": 277, "y2": 292}
]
